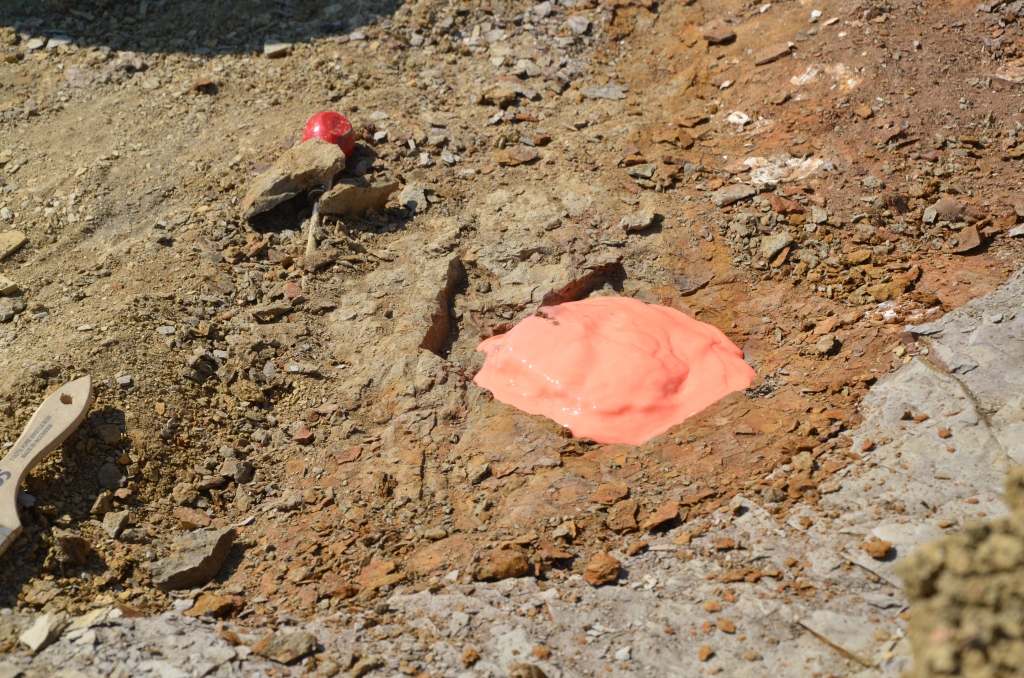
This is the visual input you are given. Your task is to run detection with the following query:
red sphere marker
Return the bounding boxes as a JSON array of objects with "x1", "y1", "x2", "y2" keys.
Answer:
[{"x1": 302, "y1": 111, "x2": 355, "y2": 158}]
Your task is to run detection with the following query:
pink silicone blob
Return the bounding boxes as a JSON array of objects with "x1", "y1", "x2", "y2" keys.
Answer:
[{"x1": 473, "y1": 296, "x2": 755, "y2": 446}]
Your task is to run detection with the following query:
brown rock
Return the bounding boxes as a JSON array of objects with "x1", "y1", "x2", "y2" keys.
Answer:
[
  {"x1": 172, "y1": 506, "x2": 211, "y2": 529},
  {"x1": 240, "y1": 139, "x2": 346, "y2": 219},
  {"x1": 283, "y1": 282, "x2": 306, "y2": 301},
  {"x1": 625, "y1": 540, "x2": 648, "y2": 556},
  {"x1": 933, "y1": 196, "x2": 966, "y2": 221},
  {"x1": 860, "y1": 539, "x2": 892, "y2": 559},
  {"x1": 754, "y1": 43, "x2": 793, "y2": 66},
  {"x1": 953, "y1": 224, "x2": 982, "y2": 253},
  {"x1": 183, "y1": 593, "x2": 241, "y2": 618},
  {"x1": 606, "y1": 499, "x2": 639, "y2": 533},
  {"x1": 703, "y1": 600, "x2": 722, "y2": 612},
  {"x1": 766, "y1": 194, "x2": 805, "y2": 215},
  {"x1": 292, "y1": 427, "x2": 315, "y2": 445},
  {"x1": 642, "y1": 501, "x2": 682, "y2": 531},
  {"x1": 845, "y1": 249, "x2": 872, "y2": 265},
  {"x1": 814, "y1": 317, "x2": 841, "y2": 336},
  {"x1": 251, "y1": 630, "x2": 318, "y2": 664},
  {"x1": 318, "y1": 572, "x2": 360, "y2": 600},
  {"x1": 53, "y1": 529, "x2": 91, "y2": 565},
  {"x1": 474, "y1": 549, "x2": 530, "y2": 581},
  {"x1": 355, "y1": 558, "x2": 396, "y2": 587},
  {"x1": 351, "y1": 658, "x2": 384, "y2": 678},
  {"x1": 714, "y1": 537, "x2": 737, "y2": 551},
  {"x1": 855, "y1": 105, "x2": 874, "y2": 119},
  {"x1": 590, "y1": 482, "x2": 629, "y2": 505},
  {"x1": 583, "y1": 553, "x2": 621, "y2": 586},
  {"x1": 533, "y1": 644, "x2": 551, "y2": 660},
  {"x1": 495, "y1": 145, "x2": 539, "y2": 166},
  {"x1": 462, "y1": 647, "x2": 481, "y2": 667},
  {"x1": 480, "y1": 84, "x2": 517, "y2": 108},
  {"x1": 938, "y1": 428, "x2": 952, "y2": 439},
  {"x1": 716, "y1": 618, "x2": 737, "y2": 633},
  {"x1": 703, "y1": 25, "x2": 736, "y2": 45},
  {"x1": 788, "y1": 144, "x2": 814, "y2": 158},
  {"x1": 509, "y1": 664, "x2": 548, "y2": 678},
  {"x1": 699, "y1": 645, "x2": 714, "y2": 661}
]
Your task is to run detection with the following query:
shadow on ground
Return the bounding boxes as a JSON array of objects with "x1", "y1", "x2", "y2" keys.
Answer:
[{"x1": 3, "y1": 0, "x2": 403, "y2": 56}]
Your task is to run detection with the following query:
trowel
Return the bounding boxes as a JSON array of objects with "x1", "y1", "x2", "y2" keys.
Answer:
[{"x1": 0, "y1": 376, "x2": 92, "y2": 559}]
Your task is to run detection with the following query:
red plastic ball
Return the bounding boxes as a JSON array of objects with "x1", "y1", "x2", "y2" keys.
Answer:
[{"x1": 301, "y1": 111, "x2": 355, "y2": 158}]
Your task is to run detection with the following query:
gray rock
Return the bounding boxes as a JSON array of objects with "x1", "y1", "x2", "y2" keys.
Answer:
[
  {"x1": 566, "y1": 15, "x2": 591, "y2": 34},
  {"x1": 90, "y1": 491, "x2": 113, "y2": 516},
  {"x1": 861, "y1": 175, "x2": 884, "y2": 190},
  {"x1": 583, "y1": 84, "x2": 627, "y2": 101},
  {"x1": 710, "y1": 184, "x2": 757, "y2": 207},
  {"x1": 922, "y1": 206, "x2": 938, "y2": 224},
  {"x1": 147, "y1": 527, "x2": 236, "y2": 591},
  {"x1": 119, "y1": 528, "x2": 151, "y2": 544},
  {"x1": 19, "y1": 613, "x2": 67, "y2": 653},
  {"x1": 625, "y1": 164, "x2": 657, "y2": 180},
  {"x1": 760, "y1": 232, "x2": 793, "y2": 260},
  {"x1": 0, "y1": 296, "x2": 24, "y2": 323},
  {"x1": 97, "y1": 463, "x2": 123, "y2": 491},
  {"x1": 467, "y1": 457, "x2": 491, "y2": 485},
  {"x1": 815, "y1": 333, "x2": 838, "y2": 355},
  {"x1": 52, "y1": 530, "x2": 90, "y2": 565},
  {"x1": 263, "y1": 42, "x2": 292, "y2": 58},
  {"x1": 319, "y1": 180, "x2": 400, "y2": 216},
  {"x1": 930, "y1": 340, "x2": 979, "y2": 375},
  {"x1": 240, "y1": 139, "x2": 346, "y2": 219},
  {"x1": 398, "y1": 184, "x2": 428, "y2": 214},
  {"x1": 96, "y1": 424, "x2": 121, "y2": 445},
  {"x1": 799, "y1": 610, "x2": 877, "y2": 666},
  {"x1": 619, "y1": 211, "x2": 655, "y2": 232},
  {"x1": 102, "y1": 510, "x2": 129, "y2": 539},
  {"x1": 220, "y1": 458, "x2": 254, "y2": 485}
]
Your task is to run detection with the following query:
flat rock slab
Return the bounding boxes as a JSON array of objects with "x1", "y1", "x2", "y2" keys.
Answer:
[
  {"x1": 251, "y1": 630, "x2": 318, "y2": 664},
  {"x1": 0, "y1": 231, "x2": 27, "y2": 260},
  {"x1": 0, "y1": 274, "x2": 17, "y2": 296},
  {"x1": 148, "y1": 527, "x2": 236, "y2": 591},
  {"x1": 583, "y1": 84, "x2": 628, "y2": 100},
  {"x1": 703, "y1": 25, "x2": 736, "y2": 45},
  {"x1": 755, "y1": 43, "x2": 794, "y2": 66},
  {"x1": 710, "y1": 184, "x2": 757, "y2": 206},
  {"x1": 800, "y1": 610, "x2": 879, "y2": 665},
  {"x1": 620, "y1": 210, "x2": 655, "y2": 232},
  {"x1": 19, "y1": 613, "x2": 68, "y2": 653},
  {"x1": 240, "y1": 139, "x2": 346, "y2": 219},
  {"x1": 319, "y1": 180, "x2": 399, "y2": 215}
]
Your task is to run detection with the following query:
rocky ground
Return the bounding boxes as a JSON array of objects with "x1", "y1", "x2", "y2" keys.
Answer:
[{"x1": 2, "y1": 0, "x2": 1024, "y2": 676}]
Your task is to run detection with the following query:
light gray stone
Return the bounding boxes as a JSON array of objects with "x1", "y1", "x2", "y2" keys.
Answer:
[
  {"x1": 619, "y1": 210, "x2": 655, "y2": 232},
  {"x1": 147, "y1": 527, "x2": 236, "y2": 591}
]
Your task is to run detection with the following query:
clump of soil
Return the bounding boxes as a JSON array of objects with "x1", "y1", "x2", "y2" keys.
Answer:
[{"x1": 899, "y1": 466, "x2": 1024, "y2": 677}]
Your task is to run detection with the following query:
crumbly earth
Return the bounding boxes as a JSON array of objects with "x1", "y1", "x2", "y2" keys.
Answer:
[
  {"x1": 899, "y1": 466, "x2": 1024, "y2": 678},
  {"x1": 2, "y1": 0, "x2": 1024, "y2": 676}
]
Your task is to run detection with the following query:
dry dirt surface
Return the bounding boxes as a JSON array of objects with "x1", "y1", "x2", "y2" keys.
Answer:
[{"x1": 2, "y1": 0, "x2": 1024, "y2": 675}]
